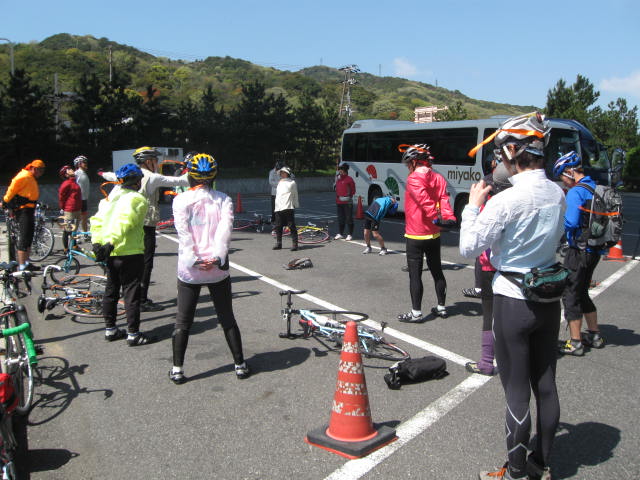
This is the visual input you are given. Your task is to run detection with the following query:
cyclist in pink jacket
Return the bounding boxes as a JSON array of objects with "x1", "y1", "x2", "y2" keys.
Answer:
[
  {"x1": 397, "y1": 144, "x2": 456, "y2": 323},
  {"x1": 169, "y1": 154, "x2": 250, "y2": 384}
]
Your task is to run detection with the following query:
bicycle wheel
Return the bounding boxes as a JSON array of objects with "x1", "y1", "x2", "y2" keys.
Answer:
[
  {"x1": 305, "y1": 310, "x2": 368, "y2": 323},
  {"x1": 63, "y1": 296, "x2": 125, "y2": 318},
  {"x1": 360, "y1": 335, "x2": 410, "y2": 361},
  {"x1": 298, "y1": 228, "x2": 330, "y2": 244},
  {"x1": 55, "y1": 273, "x2": 107, "y2": 291},
  {"x1": 232, "y1": 218, "x2": 253, "y2": 231},
  {"x1": 3, "y1": 314, "x2": 35, "y2": 415},
  {"x1": 51, "y1": 256, "x2": 80, "y2": 283},
  {"x1": 29, "y1": 226, "x2": 55, "y2": 262}
]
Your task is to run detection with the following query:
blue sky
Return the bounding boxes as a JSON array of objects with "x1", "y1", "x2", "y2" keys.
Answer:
[{"x1": 3, "y1": 0, "x2": 639, "y2": 111}]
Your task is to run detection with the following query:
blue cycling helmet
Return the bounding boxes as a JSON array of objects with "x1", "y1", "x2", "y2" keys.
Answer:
[
  {"x1": 553, "y1": 151, "x2": 581, "y2": 179},
  {"x1": 116, "y1": 163, "x2": 143, "y2": 186},
  {"x1": 187, "y1": 153, "x2": 217, "y2": 182}
]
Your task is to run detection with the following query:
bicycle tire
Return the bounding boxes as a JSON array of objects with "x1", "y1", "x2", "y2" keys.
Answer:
[
  {"x1": 55, "y1": 273, "x2": 107, "y2": 291},
  {"x1": 51, "y1": 256, "x2": 80, "y2": 283},
  {"x1": 3, "y1": 314, "x2": 35, "y2": 416},
  {"x1": 303, "y1": 310, "x2": 369, "y2": 323},
  {"x1": 232, "y1": 218, "x2": 254, "y2": 231},
  {"x1": 361, "y1": 337, "x2": 410, "y2": 361},
  {"x1": 298, "y1": 228, "x2": 330, "y2": 244},
  {"x1": 63, "y1": 296, "x2": 125, "y2": 318},
  {"x1": 29, "y1": 226, "x2": 55, "y2": 262}
]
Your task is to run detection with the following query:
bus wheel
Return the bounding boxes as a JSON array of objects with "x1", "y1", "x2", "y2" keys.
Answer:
[
  {"x1": 454, "y1": 194, "x2": 468, "y2": 228},
  {"x1": 368, "y1": 186, "x2": 382, "y2": 207}
]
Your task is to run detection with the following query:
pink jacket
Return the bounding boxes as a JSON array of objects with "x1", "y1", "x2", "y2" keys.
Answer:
[{"x1": 404, "y1": 167, "x2": 455, "y2": 237}]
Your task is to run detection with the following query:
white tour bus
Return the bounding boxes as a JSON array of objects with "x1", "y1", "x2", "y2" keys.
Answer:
[{"x1": 341, "y1": 117, "x2": 610, "y2": 220}]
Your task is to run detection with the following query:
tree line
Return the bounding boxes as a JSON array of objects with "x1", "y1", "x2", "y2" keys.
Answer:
[
  {"x1": 0, "y1": 69, "x2": 343, "y2": 183},
  {"x1": 1, "y1": 67, "x2": 638, "y2": 185}
]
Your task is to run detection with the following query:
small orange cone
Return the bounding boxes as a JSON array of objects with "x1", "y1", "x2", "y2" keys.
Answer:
[
  {"x1": 305, "y1": 321, "x2": 397, "y2": 459},
  {"x1": 355, "y1": 196, "x2": 364, "y2": 220},
  {"x1": 604, "y1": 240, "x2": 627, "y2": 262},
  {"x1": 235, "y1": 193, "x2": 244, "y2": 214}
]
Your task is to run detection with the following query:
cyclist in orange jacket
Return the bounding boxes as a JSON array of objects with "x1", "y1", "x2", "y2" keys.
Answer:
[{"x1": 2, "y1": 159, "x2": 46, "y2": 271}]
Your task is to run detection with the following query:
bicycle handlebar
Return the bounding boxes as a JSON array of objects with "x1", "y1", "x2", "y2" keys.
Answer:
[
  {"x1": 279, "y1": 289, "x2": 307, "y2": 296},
  {"x1": 0, "y1": 322, "x2": 38, "y2": 365}
]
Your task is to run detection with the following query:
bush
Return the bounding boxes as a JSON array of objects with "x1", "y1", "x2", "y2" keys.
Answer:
[{"x1": 623, "y1": 146, "x2": 640, "y2": 189}]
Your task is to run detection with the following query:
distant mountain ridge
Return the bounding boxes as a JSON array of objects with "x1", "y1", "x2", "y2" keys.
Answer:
[{"x1": 2, "y1": 33, "x2": 534, "y2": 119}]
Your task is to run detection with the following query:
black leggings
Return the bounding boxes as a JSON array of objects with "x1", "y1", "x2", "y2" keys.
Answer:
[
  {"x1": 141, "y1": 226, "x2": 157, "y2": 302},
  {"x1": 274, "y1": 209, "x2": 297, "y2": 245},
  {"x1": 172, "y1": 277, "x2": 244, "y2": 368},
  {"x1": 493, "y1": 294, "x2": 561, "y2": 478},
  {"x1": 104, "y1": 254, "x2": 143, "y2": 333},
  {"x1": 405, "y1": 236, "x2": 446, "y2": 309},
  {"x1": 336, "y1": 203, "x2": 354, "y2": 236}
]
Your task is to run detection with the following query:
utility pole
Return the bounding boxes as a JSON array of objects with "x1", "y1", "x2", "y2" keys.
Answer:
[
  {"x1": 338, "y1": 64, "x2": 359, "y2": 127},
  {"x1": 108, "y1": 46, "x2": 113, "y2": 83}
]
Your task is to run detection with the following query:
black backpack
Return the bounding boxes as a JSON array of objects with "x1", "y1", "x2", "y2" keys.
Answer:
[{"x1": 576, "y1": 184, "x2": 623, "y2": 249}]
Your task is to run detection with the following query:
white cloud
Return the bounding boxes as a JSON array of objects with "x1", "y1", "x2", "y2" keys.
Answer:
[
  {"x1": 600, "y1": 71, "x2": 640, "y2": 99},
  {"x1": 393, "y1": 57, "x2": 418, "y2": 78}
]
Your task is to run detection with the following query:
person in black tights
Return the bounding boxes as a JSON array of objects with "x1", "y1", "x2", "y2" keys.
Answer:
[
  {"x1": 460, "y1": 113, "x2": 565, "y2": 480},
  {"x1": 169, "y1": 153, "x2": 250, "y2": 384}
]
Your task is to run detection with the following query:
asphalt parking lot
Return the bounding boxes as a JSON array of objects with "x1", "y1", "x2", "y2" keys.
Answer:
[{"x1": 18, "y1": 191, "x2": 640, "y2": 479}]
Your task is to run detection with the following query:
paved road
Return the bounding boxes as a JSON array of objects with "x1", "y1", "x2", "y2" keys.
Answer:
[{"x1": 20, "y1": 192, "x2": 640, "y2": 479}]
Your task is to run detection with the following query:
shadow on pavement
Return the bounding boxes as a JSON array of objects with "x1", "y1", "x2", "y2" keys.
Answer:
[{"x1": 549, "y1": 421, "x2": 621, "y2": 479}]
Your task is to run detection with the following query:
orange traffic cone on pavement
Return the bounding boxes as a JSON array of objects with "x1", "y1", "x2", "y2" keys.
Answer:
[
  {"x1": 355, "y1": 195, "x2": 364, "y2": 220},
  {"x1": 604, "y1": 240, "x2": 627, "y2": 262},
  {"x1": 235, "y1": 192, "x2": 244, "y2": 214},
  {"x1": 305, "y1": 321, "x2": 397, "y2": 459}
]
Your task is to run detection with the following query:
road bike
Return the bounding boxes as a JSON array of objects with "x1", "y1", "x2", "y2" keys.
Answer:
[
  {"x1": 233, "y1": 213, "x2": 270, "y2": 233},
  {"x1": 271, "y1": 222, "x2": 331, "y2": 244},
  {"x1": 278, "y1": 289, "x2": 409, "y2": 361},
  {"x1": 50, "y1": 230, "x2": 107, "y2": 282},
  {"x1": 38, "y1": 266, "x2": 125, "y2": 318},
  {"x1": 0, "y1": 262, "x2": 40, "y2": 416},
  {"x1": 4, "y1": 203, "x2": 55, "y2": 262}
]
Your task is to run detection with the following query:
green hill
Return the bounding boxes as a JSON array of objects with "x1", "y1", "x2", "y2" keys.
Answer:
[{"x1": 0, "y1": 33, "x2": 533, "y2": 119}]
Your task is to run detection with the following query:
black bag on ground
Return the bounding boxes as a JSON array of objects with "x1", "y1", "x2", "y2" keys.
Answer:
[
  {"x1": 283, "y1": 258, "x2": 313, "y2": 270},
  {"x1": 384, "y1": 356, "x2": 448, "y2": 390}
]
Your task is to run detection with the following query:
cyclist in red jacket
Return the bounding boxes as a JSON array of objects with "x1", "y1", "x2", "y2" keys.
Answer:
[
  {"x1": 58, "y1": 165, "x2": 82, "y2": 253},
  {"x1": 397, "y1": 144, "x2": 456, "y2": 323},
  {"x1": 334, "y1": 162, "x2": 356, "y2": 240}
]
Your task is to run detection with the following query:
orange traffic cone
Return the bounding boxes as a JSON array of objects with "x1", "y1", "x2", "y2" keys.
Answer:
[
  {"x1": 355, "y1": 195, "x2": 364, "y2": 220},
  {"x1": 235, "y1": 192, "x2": 244, "y2": 214},
  {"x1": 305, "y1": 321, "x2": 397, "y2": 459},
  {"x1": 604, "y1": 240, "x2": 627, "y2": 262}
]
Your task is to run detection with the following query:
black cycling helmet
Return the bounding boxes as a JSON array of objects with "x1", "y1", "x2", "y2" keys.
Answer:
[
  {"x1": 398, "y1": 144, "x2": 434, "y2": 166},
  {"x1": 116, "y1": 163, "x2": 144, "y2": 187},
  {"x1": 338, "y1": 162, "x2": 349, "y2": 172},
  {"x1": 133, "y1": 146, "x2": 161, "y2": 164}
]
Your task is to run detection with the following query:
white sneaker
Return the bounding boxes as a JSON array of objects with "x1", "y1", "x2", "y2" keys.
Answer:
[
  {"x1": 334, "y1": 234, "x2": 343, "y2": 240},
  {"x1": 379, "y1": 248, "x2": 388, "y2": 255},
  {"x1": 345, "y1": 235, "x2": 352, "y2": 241},
  {"x1": 362, "y1": 246, "x2": 372, "y2": 254}
]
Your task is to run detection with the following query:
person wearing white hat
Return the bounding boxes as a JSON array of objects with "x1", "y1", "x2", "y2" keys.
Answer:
[{"x1": 273, "y1": 166, "x2": 299, "y2": 251}]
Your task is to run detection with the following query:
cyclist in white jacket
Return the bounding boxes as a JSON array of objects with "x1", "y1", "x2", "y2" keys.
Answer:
[
  {"x1": 168, "y1": 153, "x2": 250, "y2": 384},
  {"x1": 100, "y1": 147, "x2": 188, "y2": 311},
  {"x1": 273, "y1": 166, "x2": 300, "y2": 251}
]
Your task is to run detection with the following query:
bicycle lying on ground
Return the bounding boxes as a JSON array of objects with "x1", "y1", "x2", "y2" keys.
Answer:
[
  {"x1": 50, "y1": 230, "x2": 107, "y2": 282},
  {"x1": 4, "y1": 203, "x2": 55, "y2": 262},
  {"x1": 0, "y1": 261, "x2": 40, "y2": 416},
  {"x1": 233, "y1": 213, "x2": 269, "y2": 233},
  {"x1": 271, "y1": 222, "x2": 331, "y2": 244},
  {"x1": 38, "y1": 265, "x2": 125, "y2": 318},
  {"x1": 278, "y1": 289, "x2": 409, "y2": 361}
]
